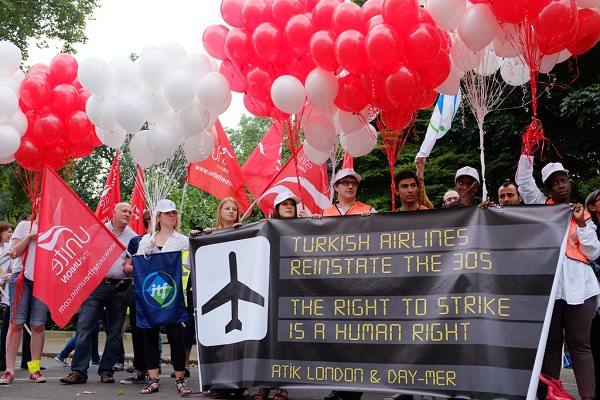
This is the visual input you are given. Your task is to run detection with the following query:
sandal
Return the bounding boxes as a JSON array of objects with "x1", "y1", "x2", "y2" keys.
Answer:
[
  {"x1": 176, "y1": 378, "x2": 193, "y2": 396},
  {"x1": 274, "y1": 388, "x2": 288, "y2": 400},
  {"x1": 252, "y1": 388, "x2": 271, "y2": 400},
  {"x1": 140, "y1": 378, "x2": 160, "y2": 394}
]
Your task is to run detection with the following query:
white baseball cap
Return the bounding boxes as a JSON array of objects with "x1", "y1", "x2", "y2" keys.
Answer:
[
  {"x1": 155, "y1": 199, "x2": 178, "y2": 213},
  {"x1": 273, "y1": 191, "x2": 301, "y2": 208},
  {"x1": 541, "y1": 162, "x2": 569, "y2": 184},
  {"x1": 334, "y1": 168, "x2": 362, "y2": 184},
  {"x1": 455, "y1": 166, "x2": 480, "y2": 184}
]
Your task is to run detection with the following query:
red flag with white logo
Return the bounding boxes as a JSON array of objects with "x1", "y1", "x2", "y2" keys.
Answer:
[
  {"x1": 95, "y1": 151, "x2": 121, "y2": 223},
  {"x1": 256, "y1": 144, "x2": 331, "y2": 216},
  {"x1": 242, "y1": 121, "x2": 283, "y2": 200},
  {"x1": 343, "y1": 152, "x2": 354, "y2": 169},
  {"x1": 34, "y1": 168, "x2": 126, "y2": 327},
  {"x1": 187, "y1": 120, "x2": 252, "y2": 213},
  {"x1": 128, "y1": 167, "x2": 146, "y2": 235}
]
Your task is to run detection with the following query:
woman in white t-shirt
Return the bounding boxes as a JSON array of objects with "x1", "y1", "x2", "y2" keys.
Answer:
[{"x1": 0, "y1": 216, "x2": 48, "y2": 385}]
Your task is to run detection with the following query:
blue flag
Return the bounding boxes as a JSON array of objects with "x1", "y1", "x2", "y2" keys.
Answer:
[{"x1": 132, "y1": 251, "x2": 188, "y2": 328}]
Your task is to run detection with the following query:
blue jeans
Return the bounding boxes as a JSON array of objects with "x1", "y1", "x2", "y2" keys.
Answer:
[
  {"x1": 59, "y1": 320, "x2": 100, "y2": 362},
  {"x1": 70, "y1": 282, "x2": 126, "y2": 380}
]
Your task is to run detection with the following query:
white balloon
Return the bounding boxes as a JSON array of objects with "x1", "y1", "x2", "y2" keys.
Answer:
[
  {"x1": 303, "y1": 140, "x2": 331, "y2": 164},
  {"x1": 427, "y1": 0, "x2": 466, "y2": 31},
  {"x1": 435, "y1": 62, "x2": 463, "y2": 95},
  {"x1": 0, "y1": 87, "x2": 18, "y2": 122},
  {"x1": 0, "y1": 125, "x2": 20, "y2": 158},
  {"x1": 4, "y1": 110, "x2": 27, "y2": 136},
  {"x1": 335, "y1": 108, "x2": 369, "y2": 134},
  {"x1": 197, "y1": 72, "x2": 230, "y2": 112},
  {"x1": 95, "y1": 127, "x2": 127, "y2": 149},
  {"x1": 340, "y1": 124, "x2": 378, "y2": 157},
  {"x1": 177, "y1": 102, "x2": 209, "y2": 138},
  {"x1": 538, "y1": 52, "x2": 561, "y2": 74},
  {"x1": 205, "y1": 112, "x2": 218, "y2": 130},
  {"x1": 500, "y1": 58, "x2": 530, "y2": 86},
  {"x1": 111, "y1": 58, "x2": 142, "y2": 94},
  {"x1": 164, "y1": 70, "x2": 197, "y2": 110},
  {"x1": 138, "y1": 50, "x2": 170, "y2": 90},
  {"x1": 140, "y1": 44, "x2": 160, "y2": 58},
  {"x1": 304, "y1": 114, "x2": 337, "y2": 152},
  {"x1": 475, "y1": 46, "x2": 502, "y2": 76},
  {"x1": 450, "y1": 35, "x2": 481, "y2": 72},
  {"x1": 147, "y1": 124, "x2": 176, "y2": 163},
  {"x1": 458, "y1": 3, "x2": 499, "y2": 52},
  {"x1": 86, "y1": 95, "x2": 118, "y2": 131},
  {"x1": 142, "y1": 89, "x2": 170, "y2": 124},
  {"x1": 557, "y1": 49, "x2": 572, "y2": 64},
  {"x1": 305, "y1": 68, "x2": 339, "y2": 109},
  {"x1": 129, "y1": 130, "x2": 155, "y2": 168},
  {"x1": 11, "y1": 69, "x2": 25, "y2": 85},
  {"x1": 78, "y1": 57, "x2": 113, "y2": 96},
  {"x1": 184, "y1": 129, "x2": 215, "y2": 163},
  {"x1": 576, "y1": 0, "x2": 600, "y2": 7},
  {"x1": 160, "y1": 42, "x2": 188, "y2": 70},
  {"x1": 184, "y1": 53, "x2": 213, "y2": 80},
  {"x1": 114, "y1": 93, "x2": 149, "y2": 133},
  {"x1": 271, "y1": 75, "x2": 306, "y2": 114},
  {"x1": 0, "y1": 41, "x2": 22, "y2": 76},
  {"x1": 0, "y1": 77, "x2": 19, "y2": 95},
  {"x1": 212, "y1": 91, "x2": 232, "y2": 116},
  {"x1": 301, "y1": 102, "x2": 337, "y2": 129},
  {"x1": 0, "y1": 155, "x2": 15, "y2": 164},
  {"x1": 492, "y1": 38, "x2": 519, "y2": 58}
]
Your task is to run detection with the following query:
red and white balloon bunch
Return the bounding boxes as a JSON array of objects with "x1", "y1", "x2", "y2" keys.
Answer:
[
  {"x1": 78, "y1": 42, "x2": 230, "y2": 167},
  {"x1": 203, "y1": 0, "x2": 451, "y2": 161}
]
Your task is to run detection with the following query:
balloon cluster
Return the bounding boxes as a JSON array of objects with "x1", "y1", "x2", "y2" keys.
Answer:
[
  {"x1": 78, "y1": 42, "x2": 230, "y2": 167},
  {"x1": 203, "y1": 0, "x2": 451, "y2": 162},
  {"x1": 0, "y1": 41, "x2": 27, "y2": 164},
  {"x1": 11, "y1": 53, "x2": 96, "y2": 171}
]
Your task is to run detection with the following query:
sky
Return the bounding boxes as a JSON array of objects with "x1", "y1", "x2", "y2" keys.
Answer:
[{"x1": 27, "y1": 0, "x2": 246, "y2": 129}]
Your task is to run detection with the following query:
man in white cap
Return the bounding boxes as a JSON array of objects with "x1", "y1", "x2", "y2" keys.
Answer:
[
  {"x1": 515, "y1": 154, "x2": 600, "y2": 399},
  {"x1": 322, "y1": 168, "x2": 376, "y2": 217},
  {"x1": 454, "y1": 166, "x2": 480, "y2": 206}
]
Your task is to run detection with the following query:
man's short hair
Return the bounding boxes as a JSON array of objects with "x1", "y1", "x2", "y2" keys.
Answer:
[
  {"x1": 394, "y1": 170, "x2": 419, "y2": 187},
  {"x1": 499, "y1": 181, "x2": 519, "y2": 193}
]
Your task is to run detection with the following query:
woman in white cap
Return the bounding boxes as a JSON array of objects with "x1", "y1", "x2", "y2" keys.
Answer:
[
  {"x1": 271, "y1": 191, "x2": 306, "y2": 220},
  {"x1": 124, "y1": 199, "x2": 192, "y2": 396}
]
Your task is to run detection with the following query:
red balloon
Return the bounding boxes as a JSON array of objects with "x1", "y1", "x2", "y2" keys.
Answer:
[
  {"x1": 270, "y1": 104, "x2": 291, "y2": 120},
  {"x1": 283, "y1": 53, "x2": 316, "y2": 84},
  {"x1": 50, "y1": 53, "x2": 78, "y2": 85},
  {"x1": 19, "y1": 74, "x2": 51, "y2": 111},
  {"x1": 335, "y1": 73, "x2": 370, "y2": 112},
  {"x1": 246, "y1": 64, "x2": 278, "y2": 103},
  {"x1": 385, "y1": 66, "x2": 418, "y2": 108},
  {"x1": 272, "y1": 0, "x2": 303, "y2": 27},
  {"x1": 29, "y1": 63, "x2": 50, "y2": 74},
  {"x1": 252, "y1": 22, "x2": 284, "y2": 64},
  {"x1": 43, "y1": 143, "x2": 70, "y2": 171},
  {"x1": 365, "y1": 15, "x2": 384, "y2": 32},
  {"x1": 567, "y1": 8, "x2": 600, "y2": 56},
  {"x1": 24, "y1": 110, "x2": 38, "y2": 138},
  {"x1": 335, "y1": 30, "x2": 369, "y2": 73},
  {"x1": 361, "y1": 69, "x2": 396, "y2": 111},
  {"x1": 299, "y1": 0, "x2": 319, "y2": 12},
  {"x1": 438, "y1": 28, "x2": 452, "y2": 54},
  {"x1": 77, "y1": 88, "x2": 91, "y2": 111},
  {"x1": 362, "y1": 0, "x2": 383, "y2": 21},
  {"x1": 366, "y1": 24, "x2": 401, "y2": 72},
  {"x1": 14, "y1": 135, "x2": 44, "y2": 171},
  {"x1": 419, "y1": 50, "x2": 451, "y2": 90},
  {"x1": 532, "y1": 0, "x2": 578, "y2": 55},
  {"x1": 244, "y1": 92, "x2": 274, "y2": 117},
  {"x1": 50, "y1": 84, "x2": 79, "y2": 119},
  {"x1": 380, "y1": 109, "x2": 412, "y2": 131},
  {"x1": 219, "y1": 60, "x2": 249, "y2": 93},
  {"x1": 419, "y1": 89, "x2": 438, "y2": 110},
  {"x1": 33, "y1": 112, "x2": 64, "y2": 147},
  {"x1": 312, "y1": 0, "x2": 342, "y2": 30},
  {"x1": 285, "y1": 14, "x2": 316, "y2": 56},
  {"x1": 404, "y1": 23, "x2": 441, "y2": 70},
  {"x1": 309, "y1": 30, "x2": 339, "y2": 72},
  {"x1": 221, "y1": 0, "x2": 245, "y2": 27},
  {"x1": 381, "y1": 0, "x2": 419, "y2": 35},
  {"x1": 242, "y1": 0, "x2": 272, "y2": 32},
  {"x1": 69, "y1": 133, "x2": 95, "y2": 158},
  {"x1": 490, "y1": 0, "x2": 526, "y2": 24},
  {"x1": 332, "y1": 1, "x2": 365, "y2": 35},
  {"x1": 224, "y1": 28, "x2": 255, "y2": 65},
  {"x1": 418, "y1": 8, "x2": 435, "y2": 25},
  {"x1": 64, "y1": 111, "x2": 92, "y2": 144},
  {"x1": 203, "y1": 25, "x2": 230, "y2": 60}
]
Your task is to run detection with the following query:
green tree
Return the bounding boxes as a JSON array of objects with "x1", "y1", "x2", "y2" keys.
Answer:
[
  {"x1": 227, "y1": 115, "x2": 271, "y2": 164},
  {"x1": 0, "y1": 0, "x2": 99, "y2": 61}
]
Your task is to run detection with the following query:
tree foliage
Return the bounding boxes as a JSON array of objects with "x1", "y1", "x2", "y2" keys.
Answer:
[{"x1": 0, "y1": 0, "x2": 99, "y2": 61}]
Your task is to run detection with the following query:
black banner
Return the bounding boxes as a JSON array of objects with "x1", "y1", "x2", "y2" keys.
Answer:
[{"x1": 189, "y1": 205, "x2": 571, "y2": 400}]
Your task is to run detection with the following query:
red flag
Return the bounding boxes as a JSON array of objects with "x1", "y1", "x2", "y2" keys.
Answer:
[
  {"x1": 33, "y1": 168, "x2": 126, "y2": 327},
  {"x1": 187, "y1": 120, "x2": 252, "y2": 213},
  {"x1": 95, "y1": 151, "x2": 121, "y2": 223},
  {"x1": 256, "y1": 145, "x2": 331, "y2": 216},
  {"x1": 343, "y1": 152, "x2": 354, "y2": 169},
  {"x1": 128, "y1": 167, "x2": 146, "y2": 235},
  {"x1": 242, "y1": 121, "x2": 283, "y2": 199}
]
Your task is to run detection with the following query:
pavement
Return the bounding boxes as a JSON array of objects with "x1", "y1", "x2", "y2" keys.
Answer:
[{"x1": 28, "y1": 331, "x2": 580, "y2": 399}]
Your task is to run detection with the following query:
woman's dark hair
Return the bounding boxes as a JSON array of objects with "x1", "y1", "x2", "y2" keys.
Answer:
[
  {"x1": 0, "y1": 221, "x2": 13, "y2": 234},
  {"x1": 585, "y1": 189, "x2": 600, "y2": 225},
  {"x1": 271, "y1": 198, "x2": 298, "y2": 219}
]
